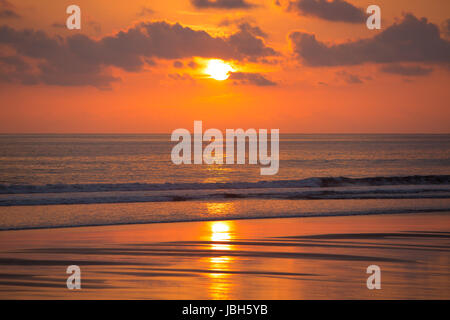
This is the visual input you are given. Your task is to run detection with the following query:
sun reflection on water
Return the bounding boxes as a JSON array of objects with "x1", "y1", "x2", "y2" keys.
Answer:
[{"x1": 206, "y1": 202, "x2": 235, "y2": 216}]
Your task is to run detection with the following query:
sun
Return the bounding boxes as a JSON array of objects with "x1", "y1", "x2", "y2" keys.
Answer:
[{"x1": 204, "y1": 59, "x2": 235, "y2": 81}]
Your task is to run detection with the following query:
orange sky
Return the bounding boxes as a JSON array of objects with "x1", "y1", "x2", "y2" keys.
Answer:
[{"x1": 0, "y1": 0, "x2": 449, "y2": 133}]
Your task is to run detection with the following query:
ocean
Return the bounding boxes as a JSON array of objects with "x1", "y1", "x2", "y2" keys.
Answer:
[{"x1": 1, "y1": 134, "x2": 449, "y2": 230}]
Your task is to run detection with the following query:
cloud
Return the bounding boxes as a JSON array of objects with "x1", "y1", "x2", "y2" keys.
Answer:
[
  {"x1": 218, "y1": 20, "x2": 269, "y2": 40},
  {"x1": 51, "y1": 23, "x2": 65, "y2": 29},
  {"x1": 52, "y1": 21, "x2": 101, "y2": 34},
  {"x1": 0, "y1": 56, "x2": 38, "y2": 84},
  {"x1": 229, "y1": 72, "x2": 277, "y2": 86},
  {"x1": 335, "y1": 70, "x2": 363, "y2": 84},
  {"x1": 235, "y1": 22, "x2": 267, "y2": 38},
  {"x1": 226, "y1": 23, "x2": 277, "y2": 61},
  {"x1": 191, "y1": 0, "x2": 255, "y2": 9},
  {"x1": 218, "y1": 19, "x2": 267, "y2": 37},
  {"x1": 289, "y1": 14, "x2": 450, "y2": 66},
  {"x1": 0, "y1": 21, "x2": 276, "y2": 88},
  {"x1": 379, "y1": 64, "x2": 433, "y2": 76},
  {"x1": 0, "y1": 0, "x2": 20, "y2": 19},
  {"x1": 0, "y1": 9, "x2": 19, "y2": 19},
  {"x1": 288, "y1": 0, "x2": 365, "y2": 23},
  {"x1": 188, "y1": 61, "x2": 198, "y2": 69},
  {"x1": 168, "y1": 73, "x2": 194, "y2": 82},
  {"x1": 173, "y1": 61, "x2": 183, "y2": 68},
  {"x1": 218, "y1": 17, "x2": 249, "y2": 26}
]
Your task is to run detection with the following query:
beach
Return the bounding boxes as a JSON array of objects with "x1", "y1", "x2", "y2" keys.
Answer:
[
  {"x1": 0, "y1": 134, "x2": 449, "y2": 299},
  {"x1": 0, "y1": 212, "x2": 449, "y2": 299}
]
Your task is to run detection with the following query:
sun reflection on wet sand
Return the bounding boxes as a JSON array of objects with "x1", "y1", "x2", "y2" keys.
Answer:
[
  {"x1": 210, "y1": 221, "x2": 232, "y2": 249},
  {"x1": 207, "y1": 220, "x2": 235, "y2": 299}
]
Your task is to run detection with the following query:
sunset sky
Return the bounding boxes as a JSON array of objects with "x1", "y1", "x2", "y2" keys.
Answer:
[{"x1": 0, "y1": 0, "x2": 449, "y2": 133}]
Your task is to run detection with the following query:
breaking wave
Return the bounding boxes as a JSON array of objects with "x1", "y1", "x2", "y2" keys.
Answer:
[{"x1": 0, "y1": 175, "x2": 449, "y2": 206}]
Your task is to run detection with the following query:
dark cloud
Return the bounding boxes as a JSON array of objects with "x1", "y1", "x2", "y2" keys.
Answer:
[
  {"x1": 188, "y1": 61, "x2": 198, "y2": 69},
  {"x1": 52, "y1": 21, "x2": 101, "y2": 34},
  {"x1": 335, "y1": 70, "x2": 363, "y2": 84},
  {"x1": 226, "y1": 23, "x2": 277, "y2": 62},
  {"x1": 229, "y1": 72, "x2": 277, "y2": 86},
  {"x1": 0, "y1": 56, "x2": 38, "y2": 84},
  {"x1": 236, "y1": 22, "x2": 267, "y2": 38},
  {"x1": 173, "y1": 61, "x2": 183, "y2": 68},
  {"x1": 290, "y1": 14, "x2": 450, "y2": 66},
  {"x1": 0, "y1": 21, "x2": 276, "y2": 88},
  {"x1": 218, "y1": 18, "x2": 267, "y2": 36},
  {"x1": 218, "y1": 20, "x2": 268, "y2": 39},
  {"x1": 380, "y1": 64, "x2": 433, "y2": 76},
  {"x1": 0, "y1": 9, "x2": 19, "y2": 19},
  {"x1": 168, "y1": 73, "x2": 194, "y2": 82},
  {"x1": 289, "y1": 0, "x2": 365, "y2": 23},
  {"x1": 0, "y1": 0, "x2": 20, "y2": 19},
  {"x1": 191, "y1": 0, "x2": 255, "y2": 9},
  {"x1": 51, "y1": 23, "x2": 65, "y2": 29}
]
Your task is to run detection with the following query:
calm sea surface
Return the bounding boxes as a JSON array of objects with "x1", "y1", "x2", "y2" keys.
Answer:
[{"x1": 0, "y1": 134, "x2": 449, "y2": 185}]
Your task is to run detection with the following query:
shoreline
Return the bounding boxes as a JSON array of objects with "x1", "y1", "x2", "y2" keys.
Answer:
[{"x1": 0, "y1": 206, "x2": 449, "y2": 233}]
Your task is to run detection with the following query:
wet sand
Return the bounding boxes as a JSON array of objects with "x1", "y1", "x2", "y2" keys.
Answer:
[{"x1": 0, "y1": 212, "x2": 449, "y2": 299}]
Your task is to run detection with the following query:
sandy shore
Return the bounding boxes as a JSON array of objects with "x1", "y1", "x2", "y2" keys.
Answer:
[{"x1": 0, "y1": 212, "x2": 449, "y2": 299}]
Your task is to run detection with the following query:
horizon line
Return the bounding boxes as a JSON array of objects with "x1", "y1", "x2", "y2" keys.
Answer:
[{"x1": 0, "y1": 132, "x2": 450, "y2": 135}]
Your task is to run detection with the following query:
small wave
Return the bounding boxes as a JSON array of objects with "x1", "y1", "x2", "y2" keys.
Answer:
[
  {"x1": 1, "y1": 175, "x2": 449, "y2": 195},
  {"x1": 1, "y1": 185, "x2": 449, "y2": 206}
]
